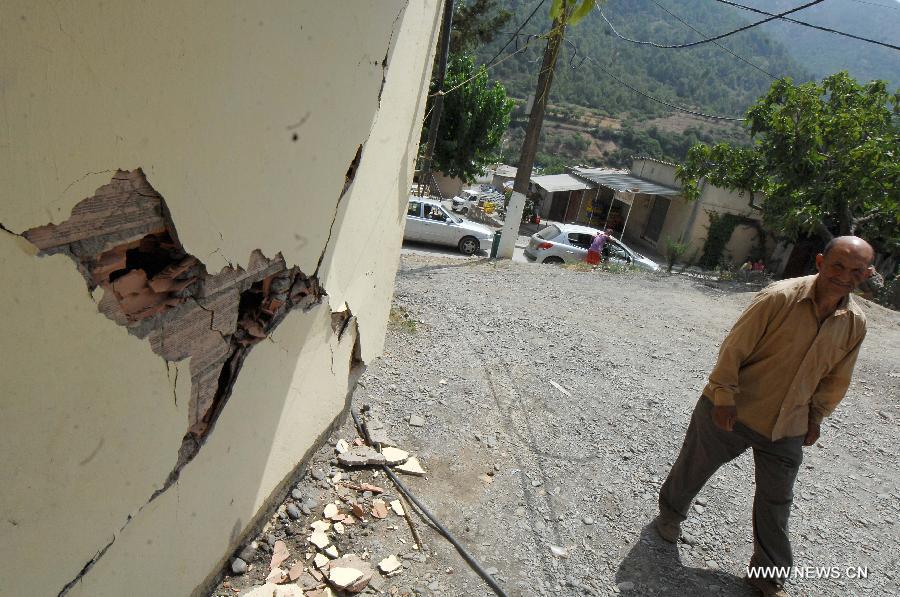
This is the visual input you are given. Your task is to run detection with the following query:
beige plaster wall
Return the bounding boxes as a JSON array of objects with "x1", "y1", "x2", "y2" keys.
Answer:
[{"x1": 0, "y1": 1, "x2": 441, "y2": 596}]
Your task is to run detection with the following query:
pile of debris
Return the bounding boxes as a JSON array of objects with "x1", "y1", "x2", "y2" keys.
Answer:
[{"x1": 217, "y1": 416, "x2": 429, "y2": 596}]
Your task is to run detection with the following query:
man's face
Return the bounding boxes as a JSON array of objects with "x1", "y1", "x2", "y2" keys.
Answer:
[{"x1": 815, "y1": 245, "x2": 874, "y2": 299}]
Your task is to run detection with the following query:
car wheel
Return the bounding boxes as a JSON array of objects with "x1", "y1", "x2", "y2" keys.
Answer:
[
  {"x1": 542, "y1": 256, "x2": 564, "y2": 264},
  {"x1": 458, "y1": 236, "x2": 480, "y2": 256}
]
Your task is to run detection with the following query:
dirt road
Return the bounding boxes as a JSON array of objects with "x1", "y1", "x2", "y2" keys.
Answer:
[{"x1": 215, "y1": 254, "x2": 899, "y2": 597}]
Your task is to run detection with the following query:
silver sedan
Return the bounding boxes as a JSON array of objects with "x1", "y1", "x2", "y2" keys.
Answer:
[{"x1": 523, "y1": 223, "x2": 660, "y2": 272}]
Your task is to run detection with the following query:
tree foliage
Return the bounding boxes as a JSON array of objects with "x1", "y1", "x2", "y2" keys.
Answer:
[
  {"x1": 450, "y1": 0, "x2": 513, "y2": 54},
  {"x1": 676, "y1": 72, "x2": 899, "y2": 254},
  {"x1": 423, "y1": 54, "x2": 514, "y2": 181}
]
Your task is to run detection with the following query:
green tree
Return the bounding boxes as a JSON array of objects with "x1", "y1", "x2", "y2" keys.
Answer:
[
  {"x1": 449, "y1": 0, "x2": 512, "y2": 54},
  {"x1": 676, "y1": 72, "x2": 899, "y2": 254},
  {"x1": 422, "y1": 54, "x2": 514, "y2": 181}
]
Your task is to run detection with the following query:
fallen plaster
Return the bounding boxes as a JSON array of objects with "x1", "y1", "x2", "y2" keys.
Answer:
[{"x1": 16, "y1": 169, "x2": 362, "y2": 595}]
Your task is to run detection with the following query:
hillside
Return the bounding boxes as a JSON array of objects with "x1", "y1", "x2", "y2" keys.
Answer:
[
  {"x1": 475, "y1": 0, "x2": 896, "y2": 170},
  {"x1": 744, "y1": 0, "x2": 900, "y2": 85}
]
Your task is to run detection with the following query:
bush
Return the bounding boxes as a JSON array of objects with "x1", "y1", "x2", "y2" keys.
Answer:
[{"x1": 663, "y1": 237, "x2": 689, "y2": 273}]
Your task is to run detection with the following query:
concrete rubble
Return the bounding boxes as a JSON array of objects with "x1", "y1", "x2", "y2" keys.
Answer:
[{"x1": 216, "y1": 413, "x2": 430, "y2": 596}]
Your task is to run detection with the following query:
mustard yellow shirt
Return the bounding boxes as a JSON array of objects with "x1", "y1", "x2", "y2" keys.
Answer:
[{"x1": 703, "y1": 274, "x2": 867, "y2": 441}]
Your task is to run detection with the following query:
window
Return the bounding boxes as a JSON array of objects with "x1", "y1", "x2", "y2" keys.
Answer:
[
  {"x1": 568, "y1": 233, "x2": 594, "y2": 249},
  {"x1": 536, "y1": 225, "x2": 562, "y2": 240},
  {"x1": 608, "y1": 242, "x2": 629, "y2": 261},
  {"x1": 407, "y1": 201, "x2": 421, "y2": 217},
  {"x1": 425, "y1": 205, "x2": 447, "y2": 221}
]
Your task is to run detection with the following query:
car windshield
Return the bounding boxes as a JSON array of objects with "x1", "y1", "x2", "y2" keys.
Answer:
[{"x1": 535, "y1": 225, "x2": 561, "y2": 240}]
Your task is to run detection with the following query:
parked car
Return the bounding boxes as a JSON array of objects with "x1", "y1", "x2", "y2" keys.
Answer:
[
  {"x1": 523, "y1": 223, "x2": 660, "y2": 272},
  {"x1": 405, "y1": 198, "x2": 494, "y2": 255}
]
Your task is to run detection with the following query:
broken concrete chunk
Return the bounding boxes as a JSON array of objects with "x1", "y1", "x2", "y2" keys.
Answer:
[
  {"x1": 395, "y1": 456, "x2": 426, "y2": 477},
  {"x1": 265, "y1": 567, "x2": 288, "y2": 584},
  {"x1": 378, "y1": 554, "x2": 402, "y2": 575},
  {"x1": 288, "y1": 561, "x2": 304, "y2": 581},
  {"x1": 327, "y1": 555, "x2": 374, "y2": 592},
  {"x1": 244, "y1": 583, "x2": 302, "y2": 597},
  {"x1": 305, "y1": 588, "x2": 337, "y2": 597},
  {"x1": 380, "y1": 446, "x2": 409, "y2": 465},
  {"x1": 324, "y1": 545, "x2": 339, "y2": 559},
  {"x1": 389, "y1": 500, "x2": 405, "y2": 516},
  {"x1": 313, "y1": 553, "x2": 330, "y2": 569},
  {"x1": 371, "y1": 499, "x2": 389, "y2": 519},
  {"x1": 408, "y1": 414, "x2": 426, "y2": 427},
  {"x1": 270, "y1": 540, "x2": 290, "y2": 569},
  {"x1": 309, "y1": 530, "x2": 330, "y2": 550},
  {"x1": 550, "y1": 544, "x2": 569, "y2": 558},
  {"x1": 310, "y1": 520, "x2": 331, "y2": 533},
  {"x1": 329, "y1": 567, "x2": 363, "y2": 590},
  {"x1": 323, "y1": 503, "x2": 339, "y2": 519},
  {"x1": 338, "y1": 446, "x2": 385, "y2": 467},
  {"x1": 335, "y1": 438, "x2": 350, "y2": 454},
  {"x1": 334, "y1": 522, "x2": 345, "y2": 535}
]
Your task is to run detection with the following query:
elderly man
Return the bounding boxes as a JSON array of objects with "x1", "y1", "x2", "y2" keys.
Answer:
[{"x1": 656, "y1": 236, "x2": 875, "y2": 596}]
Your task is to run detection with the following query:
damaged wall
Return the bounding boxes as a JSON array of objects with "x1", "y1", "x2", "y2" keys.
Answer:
[{"x1": 0, "y1": 1, "x2": 442, "y2": 596}]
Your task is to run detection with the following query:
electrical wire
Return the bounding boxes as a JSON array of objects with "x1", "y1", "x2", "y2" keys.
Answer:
[
  {"x1": 714, "y1": 0, "x2": 900, "y2": 51},
  {"x1": 846, "y1": 0, "x2": 900, "y2": 10},
  {"x1": 595, "y1": 0, "x2": 825, "y2": 49},
  {"x1": 431, "y1": 33, "x2": 545, "y2": 98},
  {"x1": 581, "y1": 52, "x2": 747, "y2": 121},
  {"x1": 648, "y1": 0, "x2": 780, "y2": 79},
  {"x1": 485, "y1": 0, "x2": 546, "y2": 67}
]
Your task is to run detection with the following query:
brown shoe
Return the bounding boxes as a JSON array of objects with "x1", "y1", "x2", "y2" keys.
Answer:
[
  {"x1": 653, "y1": 515, "x2": 680, "y2": 543},
  {"x1": 744, "y1": 574, "x2": 789, "y2": 596}
]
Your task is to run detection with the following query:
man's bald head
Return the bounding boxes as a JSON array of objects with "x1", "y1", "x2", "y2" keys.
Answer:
[
  {"x1": 822, "y1": 236, "x2": 875, "y2": 264},
  {"x1": 815, "y1": 236, "x2": 875, "y2": 301}
]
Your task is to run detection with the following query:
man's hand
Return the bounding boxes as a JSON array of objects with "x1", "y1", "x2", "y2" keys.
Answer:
[
  {"x1": 804, "y1": 422, "x2": 821, "y2": 446},
  {"x1": 712, "y1": 405, "x2": 738, "y2": 431}
]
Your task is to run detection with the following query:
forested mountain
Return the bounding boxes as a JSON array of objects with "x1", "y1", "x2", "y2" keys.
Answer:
[
  {"x1": 743, "y1": 0, "x2": 900, "y2": 86},
  {"x1": 473, "y1": 0, "x2": 898, "y2": 170},
  {"x1": 478, "y1": 0, "x2": 812, "y2": 121}
]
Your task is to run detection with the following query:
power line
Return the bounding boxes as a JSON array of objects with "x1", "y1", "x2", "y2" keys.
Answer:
[
  {"x1": 648, "y1": 0, "x2": 780, "y2": 80},
  {"x1": 714, "y1": 0, "x2": 900, "y2": 51},
  {"x1": 845, "y1": 0, "x2": 900, "y2": 12},
  {"x1": 580, "y1": 52, "x2": 747, "y2": 121},
  {"x1": 485, "y1": 0, "x2": 546, "y2": 67},
  {"x1": 595, "y1": 0, "x2": 825, "y2": 49}
]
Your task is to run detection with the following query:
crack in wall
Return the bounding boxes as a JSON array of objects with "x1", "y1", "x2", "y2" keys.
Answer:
[
  {"x1": 16, "y1": 169, "x2": 359, "y2": 595},
  {"x1": 313, "y1": 144, "x2": 363, "y2": 278},
  {"x1": 56, "y1": 536, "x2": 115, "y2": 597}
]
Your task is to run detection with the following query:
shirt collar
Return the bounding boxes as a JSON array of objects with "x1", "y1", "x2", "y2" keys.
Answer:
[{"x1": 799, "y1": 274, "x2": 851, "y2": 316}]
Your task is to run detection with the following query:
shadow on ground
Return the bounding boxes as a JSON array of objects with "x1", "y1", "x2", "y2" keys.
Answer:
[{"x1": 615, "y1": 524, "x2": 757, "y2": 595}]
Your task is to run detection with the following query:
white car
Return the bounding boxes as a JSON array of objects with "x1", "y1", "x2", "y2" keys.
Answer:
[
  {"x1": 523, "y1": 223, "x2": 660, "y2": 272},
  {"x1": 451, "y1": 189, "x2": 504, "y2": 214},
  {"x1": 405, "y1": 198, "x2": 494, "y2": 255}
]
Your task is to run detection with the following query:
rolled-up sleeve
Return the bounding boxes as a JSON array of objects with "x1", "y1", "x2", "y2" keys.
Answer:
[
  {"x1": 707, "y1": 291, "x2": 780, "y2": 407},
  {"x1": 809, "y1": 332, "x2": 865, "y2": 424}
]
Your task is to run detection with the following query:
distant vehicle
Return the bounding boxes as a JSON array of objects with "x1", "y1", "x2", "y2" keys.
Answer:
[
  {"x1": 523, "y1": 223, "x2": 660, "y2": 272},
  {"x1": 451, "y1": 188, "x2": 504, "y2": 214},
  {"x1": 405, "y1": 197, "x2": 495, "y2": 255}
]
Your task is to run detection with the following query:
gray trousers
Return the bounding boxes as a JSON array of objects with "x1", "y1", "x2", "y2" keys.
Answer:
[{"x1": 659, "y1": 396, "x2": 804, "y2": 585}]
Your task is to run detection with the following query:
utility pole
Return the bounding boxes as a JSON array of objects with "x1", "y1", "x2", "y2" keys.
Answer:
[
  {"x1": 419, "y1": 0, "x2": 455, "y2": 196},
  {"x1": 496, "y1": 13, "x2": 567, "y2": 258}
]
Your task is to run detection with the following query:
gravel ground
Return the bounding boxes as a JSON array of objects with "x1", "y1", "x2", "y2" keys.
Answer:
[{"x1": 213, "y1": 253, "x2": 899, "y2": 597}]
